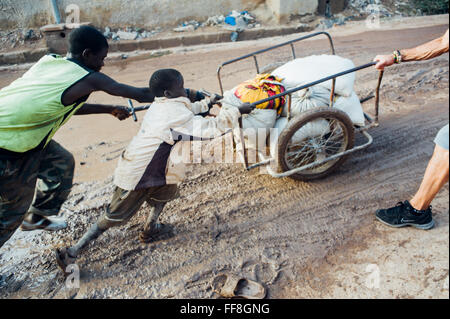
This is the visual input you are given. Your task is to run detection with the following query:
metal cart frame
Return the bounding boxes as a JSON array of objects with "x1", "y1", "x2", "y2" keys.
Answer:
[{"x1": 217, "y1": 32, "x2": 384, "y2": 179}]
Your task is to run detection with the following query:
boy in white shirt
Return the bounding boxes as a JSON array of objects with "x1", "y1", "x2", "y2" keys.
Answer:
[{"x1": 55, "y1": 69, "x2": 252, "y2": 273}]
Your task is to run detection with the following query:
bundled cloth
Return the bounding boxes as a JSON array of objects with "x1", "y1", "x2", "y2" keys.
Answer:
[
  {"x1": 222, "y1": 74, "x2": 286, "y2": 150},
  {"x1": 234, "y1": 74, "x2": 286, "y2": 116}
]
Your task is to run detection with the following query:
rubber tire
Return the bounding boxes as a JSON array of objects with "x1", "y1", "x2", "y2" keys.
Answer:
[{"x1": 276, "y1": 107, "x2": 355, "y2": 181}]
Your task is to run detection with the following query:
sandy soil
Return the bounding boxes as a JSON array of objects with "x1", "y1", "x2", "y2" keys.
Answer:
[{"x1": 0, "y1": 15, "x2": 448, "y2": 299}]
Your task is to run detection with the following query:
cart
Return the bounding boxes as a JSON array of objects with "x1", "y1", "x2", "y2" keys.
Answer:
[{"x1": 216, "y1": 31, "x2": 384, "y2": 181}]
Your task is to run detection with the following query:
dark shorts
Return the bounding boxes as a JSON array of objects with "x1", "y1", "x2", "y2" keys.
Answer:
[{"x1": 97, "y1": 184, "x2": 179, "y2": 229}]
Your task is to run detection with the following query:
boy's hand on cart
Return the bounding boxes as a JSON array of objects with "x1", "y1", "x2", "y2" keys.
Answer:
[
  {"x1": 209, "y1": 93, "x2": 223, "y2": 105},
  {"x1": 238, "y1": 103, "x2": 253, "y2": 114},
  {"x1": 111, "y1": 105, "x2": 131, "y2": 121}
]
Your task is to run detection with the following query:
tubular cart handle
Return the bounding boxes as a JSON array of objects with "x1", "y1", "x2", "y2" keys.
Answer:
[
  {"x1": 127, "y1": 99, "x2": 151, "y2": 122},
  {"x1": 248, "y1": 61, "x2": 377, "y2": 109}
]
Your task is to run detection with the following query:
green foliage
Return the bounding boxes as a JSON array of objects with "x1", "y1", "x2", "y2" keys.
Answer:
[{"x1": 411, "y1": 0, "x2": 449, "y2": 15}]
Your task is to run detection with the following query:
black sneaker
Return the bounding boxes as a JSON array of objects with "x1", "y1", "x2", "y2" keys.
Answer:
[{"x1": 375, "y1": 200, "x2": 435, "y2": 230}]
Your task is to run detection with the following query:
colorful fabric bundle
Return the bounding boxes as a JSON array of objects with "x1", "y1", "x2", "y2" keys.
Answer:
[{"x1": 234, "y1": 74, "x2": 286, "y2": 115}]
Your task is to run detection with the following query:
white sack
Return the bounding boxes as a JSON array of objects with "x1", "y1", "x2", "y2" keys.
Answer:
[
  {"x1": 272, "y1": 54, "x2": 356, "y2": 97},
  {"x1": 283, "y1": 86, "x2": 365, "y2": 127},
  {"x1": 333, "y1": 91, "x2": 365, "y2": 127},
  {"x1": 283, "y1": 85, "x2": 331, "y2": 117}
]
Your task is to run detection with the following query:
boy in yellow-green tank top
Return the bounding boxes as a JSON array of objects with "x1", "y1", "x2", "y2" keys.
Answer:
[{"x1": 0, "y1": 26, "x2": 161, "y2": 256}]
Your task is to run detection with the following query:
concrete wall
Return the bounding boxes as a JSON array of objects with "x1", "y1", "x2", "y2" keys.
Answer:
[
  {"x1": 0, "y1": 0, "x2": 321, "y2": 30},
  {"x1": 0, "y1": 0, "x2": 53, "y2": 29},
  {"x1": 0, "y1": 0, "x2": 263, "y2": 29},
  {"x1": 267, "y1": 0, "x2": 319, "y2": 22}
]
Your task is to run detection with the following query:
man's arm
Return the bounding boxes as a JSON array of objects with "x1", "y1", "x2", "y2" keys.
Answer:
[
  {"x1": 374, "y1": 29, "x2": 449, "y2": 70},
  {"x1": 75, "y1": 103, "x2": 130, "y2": 120},
  {"x1": 62, "y1": 72, "x2": 155, "y2": 107},
  {"x1": 401, "y1": 29, "x2": 449, "y2": 61},
  {"x1": 87, "y1": 72, "x2": 155, "y2": 103}
]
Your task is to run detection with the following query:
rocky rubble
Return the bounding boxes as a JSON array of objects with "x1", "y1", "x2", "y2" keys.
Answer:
[
  {"x1": 346, "y1": 0, "x2": 425, "y2": 17},
  {"x1": 103, "y1": 26, "x2": 163, "y2": 41},
  {"x1": 0, "y1": 28, "x2": 43, "y2": 53}
]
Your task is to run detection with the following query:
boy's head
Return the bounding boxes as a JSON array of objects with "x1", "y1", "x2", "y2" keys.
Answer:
[
  {"x1": 68, "y1": 26, "x2": 109, "y2": 72},
  {"x1": 149, "y1": 69, "x2": 187, "y2": 99}
]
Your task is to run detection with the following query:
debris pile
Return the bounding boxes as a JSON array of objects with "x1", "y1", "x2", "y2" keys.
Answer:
[
  {"x1": 348, "y1": 0, "x2": 393, "y2": 17},
  {"x1": 173, "y1": 20, "x2": 201, "y2": 32},
  {"x1": 346, "y1": 0, "x2": 418, "y2": 17},
  {"x1": 313, "y1": 0, "x2": 417, "y2": 31},
  {"x1": 315, "y1": 14, "x2": 349, "y2": 30},
  {"x1": 223, "y1": 10, "x2": 257, "y2": 30},
  {"x1": 173, "y1": 10, "x2": 258, "y2": 34},
  {"x1": 103, "y1": 27, "x2": 163, "y2": 41},
  {"x1": 204, "y1": 15, "x2": 226, "y2": 26},
  {"x1": 0, "y1": 28, "x2": 42, "y2": 52}
]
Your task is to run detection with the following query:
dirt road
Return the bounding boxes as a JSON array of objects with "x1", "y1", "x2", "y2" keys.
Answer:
[{"x1": 0, "y1": 16, "x2": 448, "y2": 299}]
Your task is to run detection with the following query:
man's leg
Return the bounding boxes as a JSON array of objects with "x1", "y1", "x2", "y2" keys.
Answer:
[
  {"x1": 375, "y1": 124, "x2": 449, "y2": 229},
  {"x1": 409, "y1": 144, "x2": 449, "y2": 210},
  {"x1": 0, "y1": 153, "x2": 41, "y2": 248},
  {"x1": 410, "y1": 124, "x2": 449, "y2": 210},
  {"x1": 21, "y1": 140, "x2": 75, "y2": 231}
]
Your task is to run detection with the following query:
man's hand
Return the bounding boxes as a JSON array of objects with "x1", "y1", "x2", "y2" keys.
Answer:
[
  {"x1": 238, "y1": 103, "x2": 254, "y2": 115},
  {"x1": 111, "y1": 106, "x2": 131, "y2": 121},
  {"x1": 373, "y1": 54, "x2": 395, "y2": 70}
]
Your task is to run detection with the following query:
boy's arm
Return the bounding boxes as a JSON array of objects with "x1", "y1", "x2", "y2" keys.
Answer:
[
  {"x1": 190, "y1": 94, "x2": 222, "y2": 116},
  {"x1": 171, "y1": 104, "x2": 252, "y2": 140},
  {"x1": 75, "y1": 103, "x2": 130, "y2": 120},
  {"x1": 190, "y1": 97, "x2": 212, "y2": 115}
]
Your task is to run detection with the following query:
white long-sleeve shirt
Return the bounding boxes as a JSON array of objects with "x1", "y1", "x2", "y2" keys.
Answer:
[{"x1": 113, "y1": 96, "x2": 241, "y2": 190}]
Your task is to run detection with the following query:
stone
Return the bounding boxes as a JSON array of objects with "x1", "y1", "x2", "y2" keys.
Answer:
[
  {"x1": 117, "y1": 30, "x2": 139, "y2": 40},
  {"x1": 103, "y1": 27, "x2": 112, "y2": 38},
  {"x1": 173, "y1": 25, "x2": 195, "y2": 32}
]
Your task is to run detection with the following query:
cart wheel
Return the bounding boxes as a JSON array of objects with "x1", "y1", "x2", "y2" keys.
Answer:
[{"x1": 276, "y1": 107, "x2": 355, "y2": 181}]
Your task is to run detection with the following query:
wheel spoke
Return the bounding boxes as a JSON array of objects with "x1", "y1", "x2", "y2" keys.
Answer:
[{"x1": 284, "y1": 115, "x2": 350, "y2": 173}]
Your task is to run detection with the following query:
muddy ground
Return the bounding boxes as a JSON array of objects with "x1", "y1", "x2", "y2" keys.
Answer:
[{"x1": 0, "y1": 16, "x2": 448, "y2": 299}]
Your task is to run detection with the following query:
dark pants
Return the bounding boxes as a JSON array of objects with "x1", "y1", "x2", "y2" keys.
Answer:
[
  {"x1": 97, "y1": 184, "x2": 179, "y2": 230},
  {"x1": 0, "y1": 140, "x2": 75, "y2": 248}
]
